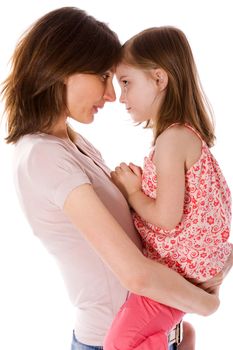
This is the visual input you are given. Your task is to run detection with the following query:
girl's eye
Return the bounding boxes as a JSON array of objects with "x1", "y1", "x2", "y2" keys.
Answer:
[{"x1": 122, "y1": 80, "x2": 129, "y2": 86}]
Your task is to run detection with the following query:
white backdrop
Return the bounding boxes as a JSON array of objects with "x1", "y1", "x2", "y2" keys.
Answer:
[{"x1": 0, "y1": 1, "x2": 232, "y2": 349}]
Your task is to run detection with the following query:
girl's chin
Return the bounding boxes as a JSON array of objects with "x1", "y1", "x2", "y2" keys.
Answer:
[
  {"x1": 129, "y1": 112, "x2": 139, "y2": 121},
  {"x1": 131, "y1": 114, "x2": 147, "y2": 123}
]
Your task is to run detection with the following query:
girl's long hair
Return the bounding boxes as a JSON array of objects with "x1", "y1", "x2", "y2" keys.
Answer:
[{"x1": 121, "y1": 26, "x2": 215, "y2": 146}]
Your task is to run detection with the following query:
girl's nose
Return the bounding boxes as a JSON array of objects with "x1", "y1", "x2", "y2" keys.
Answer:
[{"x1": 119, "y1": 90, "x2": 126, "y2": 104}]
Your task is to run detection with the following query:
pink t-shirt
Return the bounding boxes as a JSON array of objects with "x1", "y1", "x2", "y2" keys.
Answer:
[
  {"x1": 133, "y1": 125, "x2": 232, "y2": 282},
  {"x1": 13, "y1": 132, "x2": 138, "y2": 346}
]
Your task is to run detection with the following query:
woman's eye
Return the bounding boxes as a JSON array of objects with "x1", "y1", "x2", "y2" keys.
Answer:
[{"x1": 101, "y1": 73, "x2": 110, "y2": 81}]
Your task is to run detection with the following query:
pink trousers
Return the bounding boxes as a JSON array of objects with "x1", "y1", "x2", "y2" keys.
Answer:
[{"x1": 104, "y1": 293, "x2": 184, "y2": 350}]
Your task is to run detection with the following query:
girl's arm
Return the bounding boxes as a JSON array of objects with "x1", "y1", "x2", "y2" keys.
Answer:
[
  {"x1": 64, "y1": 183, "x2": 219, "y2": 316},
  {"x1": 111, "y1": 127, "x2": 187, "y2": 230}
]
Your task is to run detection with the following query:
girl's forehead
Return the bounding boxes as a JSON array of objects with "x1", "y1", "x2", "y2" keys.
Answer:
[{"x1": 116, "y1": 63, "x2": 136, "y2": 76}]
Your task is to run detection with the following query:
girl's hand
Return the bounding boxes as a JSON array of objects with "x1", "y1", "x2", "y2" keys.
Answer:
[{"x1": 110, "y1": 162, "x2": 142, "y2": 199}]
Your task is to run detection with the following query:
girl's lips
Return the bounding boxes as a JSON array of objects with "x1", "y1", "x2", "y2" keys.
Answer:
[{"x1": 92, "y1": 106, "x2": 98, "y2": 114}]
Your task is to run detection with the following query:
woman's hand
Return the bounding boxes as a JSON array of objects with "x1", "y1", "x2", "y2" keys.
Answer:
[
  {"x1": 110, "y1": 162, "x2": 142, "y2": 199},
  {"x1": 196, "y1": 249, "x2": 233, "y2": 295}
]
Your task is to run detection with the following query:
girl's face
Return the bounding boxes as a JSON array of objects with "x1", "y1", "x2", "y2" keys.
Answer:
[
  {"x1": 116, "y1": 63, "x2": 164, "y2": 123},
  {"x1": 65, "y1": 70, "x2": 116, "y2": 124}
]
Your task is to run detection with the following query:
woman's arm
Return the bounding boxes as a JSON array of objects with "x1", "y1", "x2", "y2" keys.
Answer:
[{"x1": 64, "y1": 183, "x2": 219, "y2": 316}]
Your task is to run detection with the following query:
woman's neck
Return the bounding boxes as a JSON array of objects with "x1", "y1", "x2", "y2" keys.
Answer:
[
  {"x1": 47, "y1": 116, "x2": 69, "y2": 139},
  {"x1": 46, "y1": 116, "x2": 78, "y2": 144}
]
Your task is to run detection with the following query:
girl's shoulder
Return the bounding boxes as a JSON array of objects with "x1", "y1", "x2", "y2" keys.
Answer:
[
  {"x1": 156, "y1": 124, "x2": 190, "y2": 147},
  {"x1": 153, "y1": 125, "x2": 188, "y2": 163},
  {"x1": 155, "y1": 124, "x2": 203, "y2": 170},
  {"x1": 157, "y1": 123, "x2": 204, "y2": 147},
  {"x1": 159, "y1": 123, "x2": 201, "y2": 138}
]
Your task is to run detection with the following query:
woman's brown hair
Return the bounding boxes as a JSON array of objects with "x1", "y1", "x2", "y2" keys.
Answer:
[
  {"x1": 2, "y1": 7, "x2": 121, "y2": 143},
  {"x1": 121, "y1": 26, "x2": 215, "y2": 147}
]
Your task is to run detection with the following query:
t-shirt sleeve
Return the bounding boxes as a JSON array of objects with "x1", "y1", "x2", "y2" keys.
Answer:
[{"x1": 26, "y1": 141, "x2": 91, "y2": 209}]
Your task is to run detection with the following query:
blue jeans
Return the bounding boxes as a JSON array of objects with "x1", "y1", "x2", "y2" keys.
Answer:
[
  {"x1": 71, "y1": 331, "x2": 103, "y2": 350},
  {"x1": 71, "y1": 330, "x2": 177, "y2": 349},
  {"x1": 169, "y1": 344, "x2": 177, "y2": 350}
]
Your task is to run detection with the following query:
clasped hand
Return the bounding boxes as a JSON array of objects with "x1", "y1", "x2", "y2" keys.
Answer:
[{"x1": 110, "y1": 162, "x2": 142, "y2": 200}]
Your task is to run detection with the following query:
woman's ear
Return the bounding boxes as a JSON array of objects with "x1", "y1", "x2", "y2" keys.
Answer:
[{"x1": 151, "y1": 68, "x2": 168, "y2": 91}]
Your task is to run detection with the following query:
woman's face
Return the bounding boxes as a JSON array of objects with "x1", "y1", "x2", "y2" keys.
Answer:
[
  {"x1": 116, "y1": 63, "x2": 163, "y2": 123},
  {"x1": 65, "y1": 70, "x2": 116, "y2": 124}
]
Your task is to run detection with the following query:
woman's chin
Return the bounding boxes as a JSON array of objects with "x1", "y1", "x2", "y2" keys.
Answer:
[{"x1": 70, "y1": 114, "x2": 95, "y2": 124}]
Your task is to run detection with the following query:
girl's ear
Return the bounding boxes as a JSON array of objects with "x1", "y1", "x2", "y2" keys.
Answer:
[{"x1": 151, "y1": 68, "x2": 168, "y2": 91}]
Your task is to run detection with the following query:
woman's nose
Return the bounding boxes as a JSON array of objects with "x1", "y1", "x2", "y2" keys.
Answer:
[{"x1": 103, "y1": 81, "x2": 116, "y2": 102}]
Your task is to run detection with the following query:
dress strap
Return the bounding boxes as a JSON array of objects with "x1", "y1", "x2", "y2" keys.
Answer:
[
  {"x1": 148, "y1": 145, "x2": 156, "y2": 160},
  {"x1": 165, "y1": 123, "x2": 203, "y2": 142},
  {"x1": 149, "y1": 123, "x2": 203, "y2": 161},
  {"x1": 183, "y1": 123, "x2": 203, "y2": 141}
]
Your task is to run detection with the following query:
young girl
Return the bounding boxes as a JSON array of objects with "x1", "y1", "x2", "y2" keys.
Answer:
[{"x1": 104, "y1": 26, "x2": 232, "y2": 350}]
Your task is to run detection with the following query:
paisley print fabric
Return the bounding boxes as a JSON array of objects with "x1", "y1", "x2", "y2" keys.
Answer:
[{"x1": 133, "y1": 125, "x2": 232, "y2": 281}]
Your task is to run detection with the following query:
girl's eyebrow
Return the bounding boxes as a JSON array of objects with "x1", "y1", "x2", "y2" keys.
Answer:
[{"x1": 117, "y1": 75, "x2": 128, "y2": 81}]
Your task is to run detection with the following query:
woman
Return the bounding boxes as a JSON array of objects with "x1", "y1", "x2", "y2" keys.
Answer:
[{"x1": 1, "y1": 7, "x2": 230, "y2": 350}]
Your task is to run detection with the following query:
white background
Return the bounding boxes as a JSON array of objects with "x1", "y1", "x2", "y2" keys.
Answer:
[{"x1": 0, "y1": 1, "x2": 232, "y2": 349}]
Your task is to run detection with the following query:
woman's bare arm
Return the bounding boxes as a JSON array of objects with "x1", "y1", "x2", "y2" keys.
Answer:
[{"x1": 64, "y1": 183, "x2": 219, "y2": 316}]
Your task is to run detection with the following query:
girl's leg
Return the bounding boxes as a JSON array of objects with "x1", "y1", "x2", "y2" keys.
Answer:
[
  {"x1": 104, "y1": 293, "x2": 184, "y2": 350},
  {"x1": 178, "y1": 322, "x2": 195, "y2": 350}
]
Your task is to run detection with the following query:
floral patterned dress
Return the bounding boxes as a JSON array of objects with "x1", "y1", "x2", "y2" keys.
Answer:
[{"x1": 133, "y1": 124, "x2": 232, "y2": 281}]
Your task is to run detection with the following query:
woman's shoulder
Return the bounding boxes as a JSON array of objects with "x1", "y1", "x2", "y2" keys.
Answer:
[
  {"x1": 14, "y1": 133, "x2": 78, "y2": 173},
  {"x1": 17, "y1": 132, "x2": 66, "y2": 145},
  {"x1": 14, "y1": 133, "x2": 89, "y2": 184}
]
